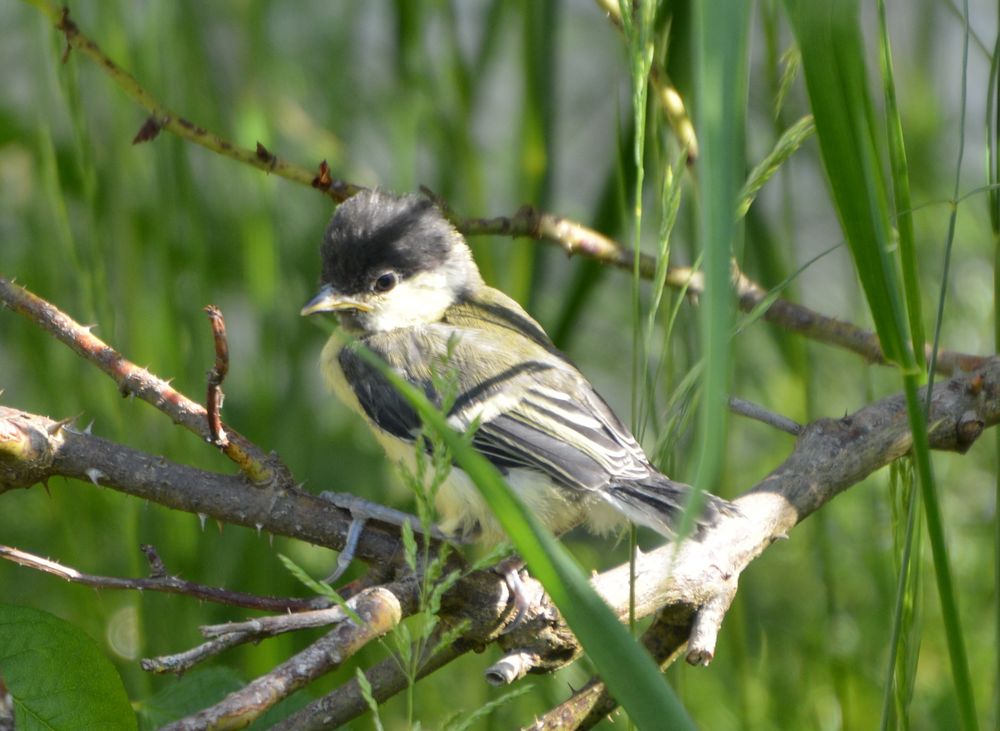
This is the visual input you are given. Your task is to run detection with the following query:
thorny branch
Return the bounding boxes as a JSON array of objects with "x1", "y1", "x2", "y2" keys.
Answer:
[
  {"x1": 0, "y1": 276, "x2": 283, "y2": 485},
  {"x1": 0, "y1": 544, "x2": 326, "y2": 613},
  {"x1": 203, "y1": 305, "x2": 230, "y2": 448}
]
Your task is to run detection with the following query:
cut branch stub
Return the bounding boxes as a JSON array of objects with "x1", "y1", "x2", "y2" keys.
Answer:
[{"x1": 0, "y1": 406, "x2": 62, "y2": 492}]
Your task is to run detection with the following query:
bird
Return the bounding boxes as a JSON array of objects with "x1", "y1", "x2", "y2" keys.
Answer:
[{"x1": 301, "y1": 189, "x2": 732, "y2": 553}]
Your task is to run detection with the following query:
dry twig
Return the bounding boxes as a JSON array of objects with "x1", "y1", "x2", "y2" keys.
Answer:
[{"x1": 0, "y1": 544, "x2": 326, "y2": 613}]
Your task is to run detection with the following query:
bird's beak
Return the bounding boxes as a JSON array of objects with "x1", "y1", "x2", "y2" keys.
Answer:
[{"x1": 300, "y1": 284, "x2": 373, "y2": 316}]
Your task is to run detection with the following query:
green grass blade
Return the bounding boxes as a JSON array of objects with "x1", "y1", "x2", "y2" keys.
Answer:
[
  {"x1": 737, "y1": 114, "x2": 815, "y2": 219},
  {"x1": 925, "y1": 0, "x2": 969, "y2": 389},
  {"x1": 690, "y1": 0, "x2": 748, "y2": 507},
  {"x1": 510, "y1": 0, "x2": 558, "y2": 308},
  {"x1": 987, "y1": 15, "x2": 1000, "y2": 731},
  {"x1": 878, "y1": 463, "x2": 922, "y2": 731},
  {"x1": 782, "y1": 0, "x2": 911, "y2": 369},
  {"x1": 638, "y1": 152, "x2": 686, "y2": 441},
  {"x1": 876, "y1": 0, "x2": 925, "y2": 371},
  {"x1": 783, "y1": 2, "x2": 978, "y2": 728},
  {"x1": 916, "y1": 1, "x2": 978, "y2": 728},
  {"x1": 902, "y1": 375, "x2": 978, "y2": 731},
  {"x1": 619, "y1": 0, "x2": 656, "y2": 435}
]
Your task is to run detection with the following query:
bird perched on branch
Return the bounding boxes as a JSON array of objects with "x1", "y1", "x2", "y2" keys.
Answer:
[{"x1": 301, "y1": 189, "x2": 732, "y2": 552}]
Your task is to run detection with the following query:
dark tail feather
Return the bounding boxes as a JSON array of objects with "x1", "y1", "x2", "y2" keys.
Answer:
[{"x1": 604, "y1": 475, "x2": 735, "y2": 538}]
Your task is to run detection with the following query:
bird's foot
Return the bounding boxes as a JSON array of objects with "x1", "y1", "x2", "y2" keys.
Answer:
[
  {"x1": 495, "y1": 556, "x2": 534, "y2": 633},
  {"x1": 319, "y1": 492, "x2": 456, "y2": 583}
]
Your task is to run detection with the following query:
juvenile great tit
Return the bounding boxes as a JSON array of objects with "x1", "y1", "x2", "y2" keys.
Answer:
[{"x1": 301, "y1": 189, "x2": 731, "y2": 547}]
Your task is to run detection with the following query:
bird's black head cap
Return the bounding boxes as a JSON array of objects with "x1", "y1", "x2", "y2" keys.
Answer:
[{"x1": 320, "y1": 190, "x2": 461, "y2": 295}]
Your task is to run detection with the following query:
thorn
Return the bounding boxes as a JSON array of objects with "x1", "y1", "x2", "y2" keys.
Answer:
[
  {"x1": 83, "y1": 419, "x2": 94, "y2": 435},
  {"x1": 311, "y1": 159, "x2": 332, "y2": 189},
  {"x1": 141, "y1": 544, "x2": 166, "y2": 577},
  {"x1": 197, "y1": 513, "x2": 207, "y2": 531},
  {"x1": 255, "y1": 523, "x2": 263, "y2": 537},
  {"x1": 84, "y1": 467, "x2": 106, "y2": 486},
  {"x1": 133, "y1": 116, "x2": 163, "y2": 144},
  {"x1": 255, "y1": 141, "x2": 277, "y2": 170},
  {"x1": 40, "y1": 479, "x2": 51, "y2": 497},
  {"x1": 46, "y1": 417, "x2": 74, "y2": 436}
]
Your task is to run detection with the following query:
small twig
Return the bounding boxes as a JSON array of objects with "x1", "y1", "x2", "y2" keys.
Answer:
[
  {"x1": 728, "y1": 396, "x2": 803, "y2": 436},
  {"x1": 731, "y1": 269, "x2": 985, "y2": 377},
  {"x1": 0, "y1": 276, "x2": 283, "y2": 484},
  {"x1": 272, "y1": 637, "x2": 467, "y2": 731},
  {"x1": 143, "y1": 606, "x2": 358, "y2": 675},
  {"x1": 140, "y1": 543, "x2": 167, "y2": 578},
  {"x1": 0, "y1": 544, "x2": 325, "y2": 613},
  {"x1": 141, "y1": 633, "x2": 247, "y2": 675},
  {"x1": 203, "y1": 305, "x2": 230, "y2": 448},
  {"x1": 39, "y1": 3, "x2": 360, "y2": 202},
  {"x1": 200, "y1": 606, "x2": 352, "y2": 638},
  {"x1": 140, "y1": 607, "x2": 348, "y2": 674},
  {"x1": 160, "y1": 586, "x2": 404, "y2": 730},
  {"x1": 685, "y1": 589, "x2": 737, "y2": 666}
]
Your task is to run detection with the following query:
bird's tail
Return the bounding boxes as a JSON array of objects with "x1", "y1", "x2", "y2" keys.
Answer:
[{"x1": 604, "y1": 475, "x2": 735, "y2": 538}]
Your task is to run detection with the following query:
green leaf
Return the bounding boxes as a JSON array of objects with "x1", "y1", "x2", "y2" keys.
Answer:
[
  {"x1": 0, "y1": 604, "x2": 136, "y2": 731},
  {"x1": 356, "y1": 667, "x2": 385, "y2": 731},
  {"x1": 277, "y1": 553, "x2": 363, "y2": 625},
  {"x1": 401, "y1": 518, "x2": 419, "y2": 573}
]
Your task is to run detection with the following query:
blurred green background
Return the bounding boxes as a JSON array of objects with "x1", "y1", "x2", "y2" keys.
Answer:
[{"x1": 0, "y1": 0, "x2": 997, "y2": 728}]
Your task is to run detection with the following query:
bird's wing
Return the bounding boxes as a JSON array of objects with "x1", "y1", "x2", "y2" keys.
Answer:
[
  {"x1": 465, "y1": 381, "x2": 653, "y2": 491},
  {"x1": 338, "y1": 305, "x2": 653, "y2": 493}
]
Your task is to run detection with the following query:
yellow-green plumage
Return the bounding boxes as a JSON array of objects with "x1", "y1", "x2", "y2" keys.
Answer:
[{"x1": 320, "y1": 285, "x2": 633, "y2": 544}]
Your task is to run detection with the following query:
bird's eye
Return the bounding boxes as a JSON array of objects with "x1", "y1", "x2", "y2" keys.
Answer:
[{"x1": 372, "y1": 271, "x2": 398, "y2": 293}]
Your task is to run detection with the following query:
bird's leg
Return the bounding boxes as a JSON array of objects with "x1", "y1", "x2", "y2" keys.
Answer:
[{"x1": 319, "y1": 492, "x2": 458, "y2": 583}]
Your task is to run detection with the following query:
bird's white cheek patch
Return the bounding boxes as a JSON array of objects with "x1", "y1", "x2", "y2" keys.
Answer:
[{"x1": 366, "y1": 272, "x2": 454, "y2": 332}]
